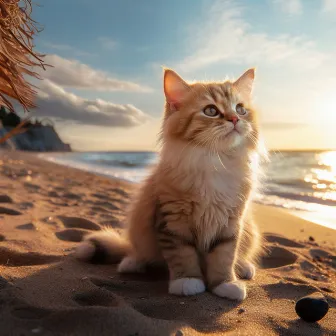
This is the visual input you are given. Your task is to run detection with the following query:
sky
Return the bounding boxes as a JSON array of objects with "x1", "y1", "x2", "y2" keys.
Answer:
[{"x1": 25, "y1": 0, "x2": 336, "y2": 151}]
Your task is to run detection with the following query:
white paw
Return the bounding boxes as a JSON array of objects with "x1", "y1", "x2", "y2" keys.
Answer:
[
  {"x1": 212, "y1": 281, "x2": 246, "y2": 301},
  {"x1": 239, "y1": 262, "x2": 256, "y2": 280},
  {"x1": 169, "y1": 278, "x2": 205, "y2": 296},
  {"x1": 117, "y1": 256, "x2": 145, "y2": 273}
]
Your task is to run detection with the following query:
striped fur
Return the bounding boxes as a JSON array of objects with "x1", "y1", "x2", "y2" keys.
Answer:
[{"x1": 76, "y1": 68, "x2": 265, "y2": 300}]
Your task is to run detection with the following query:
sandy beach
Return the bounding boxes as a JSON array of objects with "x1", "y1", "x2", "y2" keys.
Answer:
[{"x1": 0, "y1": 150, "x2": 335, "y2": 336}]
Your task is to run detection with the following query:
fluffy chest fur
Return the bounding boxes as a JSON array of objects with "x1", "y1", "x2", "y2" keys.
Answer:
[
  {"x1": 156, "y1": 142, "x2": 253, "y2": 244},
  {"x1": 159, "y1": 142, "x2": 251, "y2": 203}
]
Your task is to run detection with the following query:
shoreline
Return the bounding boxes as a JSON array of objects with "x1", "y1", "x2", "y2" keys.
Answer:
[
  {"x1": 0, "y1": 150, "x2": 335, "y2": 335},
  {"x1": 39, "y1": 150, "x2": 336, "y2": 232}
]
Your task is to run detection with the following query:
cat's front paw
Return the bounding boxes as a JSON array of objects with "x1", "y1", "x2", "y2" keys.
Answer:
[
  {"x1": 212, "y1": 281, "x2": 246, "y2": 301},
  {"x1": 237, "y1": 262, "x2": 256, "y2": 280},
  {"x1": 169, "y1": 278, "x2": 206, "y2": 296}
]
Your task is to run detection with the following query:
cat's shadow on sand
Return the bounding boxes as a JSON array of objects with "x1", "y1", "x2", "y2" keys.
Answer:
[
  {"x1": 0, "y1": 256, "x2": 241, "y2": 335},
  {"x1": 1, "y1": 243, "x2": 335, "y2": 335}
]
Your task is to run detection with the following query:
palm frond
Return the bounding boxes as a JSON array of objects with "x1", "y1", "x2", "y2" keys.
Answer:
[
  {"x1": 0, "y1": 0, "x2": 46, "y2": 112},
  {"x1": 0, "y1": 116, "x2": 30, "y2": 144}
]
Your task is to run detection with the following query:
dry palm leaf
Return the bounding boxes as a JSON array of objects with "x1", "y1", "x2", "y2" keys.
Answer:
[
  {"x1": 0, "y1": 116, "x2": 30, "y2": 144},
  {"x1": 0, "y1": 0, "x2": 46, "y2": 112}
]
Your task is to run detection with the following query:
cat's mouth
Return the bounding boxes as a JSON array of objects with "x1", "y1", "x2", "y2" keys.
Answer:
[{"x1": 229, "y1": 127, "x2": 240, "y2": 135}]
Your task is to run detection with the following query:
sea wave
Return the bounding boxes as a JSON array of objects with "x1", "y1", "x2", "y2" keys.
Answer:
[{"x1": 39, "y1": 151, "x2": 336, "y2": 221}]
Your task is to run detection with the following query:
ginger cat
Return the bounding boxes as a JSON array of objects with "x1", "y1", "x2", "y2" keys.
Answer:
[{"x1": 76, "y1": 68, "x2": 263, "y2": 301}]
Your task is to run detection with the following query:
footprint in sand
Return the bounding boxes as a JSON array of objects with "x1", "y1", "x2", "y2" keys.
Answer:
[
  {"x1": 0, "y1": 206, "x2": 22, "y2": 216},
  {"x1": 109, "y1": 188, "x2": 129, "y2": 198},
  {"x1": 16, "y1": 223, "x2": 36, "y2": 230},
  {"x1": 90, "y1": 275, "x2": 167, "y2": 297},
  {"x1": 55, "y1": 229, "x2": 89, "y2": 242},
  {"x1": 54, "y1": 186, "x2": 67, "y2": 192},
  {"x1": 91, "y1": 193, "x2": 110, "y2": 200},
  {"x1": 260, "y1": 246, "x2": 298, "y2": 269},
  {"x1": 0, "y1": 247, "x2": 61, "y2": 267},
  {"x1": 263, "y1": 282, "x2": 320, "y2": 300},
  {"x1": 264, "y1": 234, "x2": 305, "y2": 248},
  {"x1": 57, "y1": 216, "x2": 101, "y2": 231},
  {"x1": 47, "y1": 190, "x2": 59, "y2": 197},
  {"x1": 282, "y1": 276, "x2": 310, "y2": 285},
  {"x1": 93, "y1": 201, "x2": 120, "y2": 211},
  {"x1": 91, "y1": 193, "x2": 127, "y2": 205},
  {"x1": 73, "y1": 288, "x2": 121, "y2": 307},
  {"x1": 90, "y1": 206, "x2": 111, "y2": 213},
  {"x1": 11, "y1": 306, "x2": 51, "y2": 320},
  {"x1": 63, "y1": 192, "x2": 82, "y2": 200},
  {"x1": 18, "y1": 202, "x2": 34, "y2": 210},
  {"x1": 23, "y1": 182, "x2": 41, "y2": 191},
  {"x1": 0, "y1": 195, "x2": 13, "y2": 203},
  {"x1": 310, "y1": 249, "x2": 336, "y2": 269}
]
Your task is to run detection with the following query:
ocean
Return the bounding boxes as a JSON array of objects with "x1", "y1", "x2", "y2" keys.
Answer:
[{"x1": 40, "y1": 150, "x2": 336, "y2": 230}]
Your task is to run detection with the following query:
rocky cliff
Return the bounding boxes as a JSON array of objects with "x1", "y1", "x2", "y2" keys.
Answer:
[{"x1": 0, "y1": 123, "x2": 71, "y2": 152}]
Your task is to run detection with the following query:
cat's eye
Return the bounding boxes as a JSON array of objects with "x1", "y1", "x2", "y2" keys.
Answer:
[
  {"x1": 203, "y1": 105, "x2": 220, "y2": 118},
  {"x1": 236, "y1": 103, "x2": 247, "y2": 115}
]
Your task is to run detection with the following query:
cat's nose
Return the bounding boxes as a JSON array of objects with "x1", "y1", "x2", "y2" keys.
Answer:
[{"x1": 228, "y1": 116, "x2": 239, "y2": 126}]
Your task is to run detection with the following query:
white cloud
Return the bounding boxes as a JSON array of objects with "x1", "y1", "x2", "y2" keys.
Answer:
[
  {"x1": 178, "y1": 0, "x2": 326, "y2": 71},
  {"x1": 273, "y1": 0, "x2": 302, "y2": 15},
  {"x1": 33, "y1": 80, "x2": 150, "y2": 127},
  {"x1": 98, "y1": 37, "x2": 117, "y2": 50},
  {"x1": 321, "y1": 0, "x2": 336, "y2": 13},
  {"x1": 41, "y1": 54, "x2": 151, "y2": 92}
]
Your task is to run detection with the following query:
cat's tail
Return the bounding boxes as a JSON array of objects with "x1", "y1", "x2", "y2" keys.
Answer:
[{"x1": 75, "y1": 229, "x2": 131, "y2": 263}]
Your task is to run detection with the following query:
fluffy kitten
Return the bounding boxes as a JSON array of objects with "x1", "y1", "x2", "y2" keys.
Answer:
[{"x1": 76, "y1": 68, "x2": 263, "y2": 301}]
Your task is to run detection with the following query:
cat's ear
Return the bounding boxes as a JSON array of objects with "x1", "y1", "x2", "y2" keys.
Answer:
[
  {"x1": 233, "y1": 68, "x2": 255, "y2": 98},
  {"x1": 164, "y1": 68, "x2": 190, "y2": 111}
]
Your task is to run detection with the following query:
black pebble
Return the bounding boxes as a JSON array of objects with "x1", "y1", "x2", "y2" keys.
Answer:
[
  {"x1": 309, "y1": 236, "x2": 315, "y2": 242},
  {"x1": 295, "y1": 292, "x2": 329, "y2": 322}
]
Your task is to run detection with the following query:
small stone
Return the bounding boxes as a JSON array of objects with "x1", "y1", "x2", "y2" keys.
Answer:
[
  {"x1": 180, "y1": 301, "x2": 185, "y2": 305},
  {"x1": 175, "y1": 331, "x2": 183, "y2": 336},
  {"x1": 309, "y1": 236, "x2": 315, "y2": 242},
  {"x1": 238, "y1": 308, "x2": 246, "y2": 314},
  {"x1": 295, "y1": 292, "x2": 329, "y2": 322}
]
